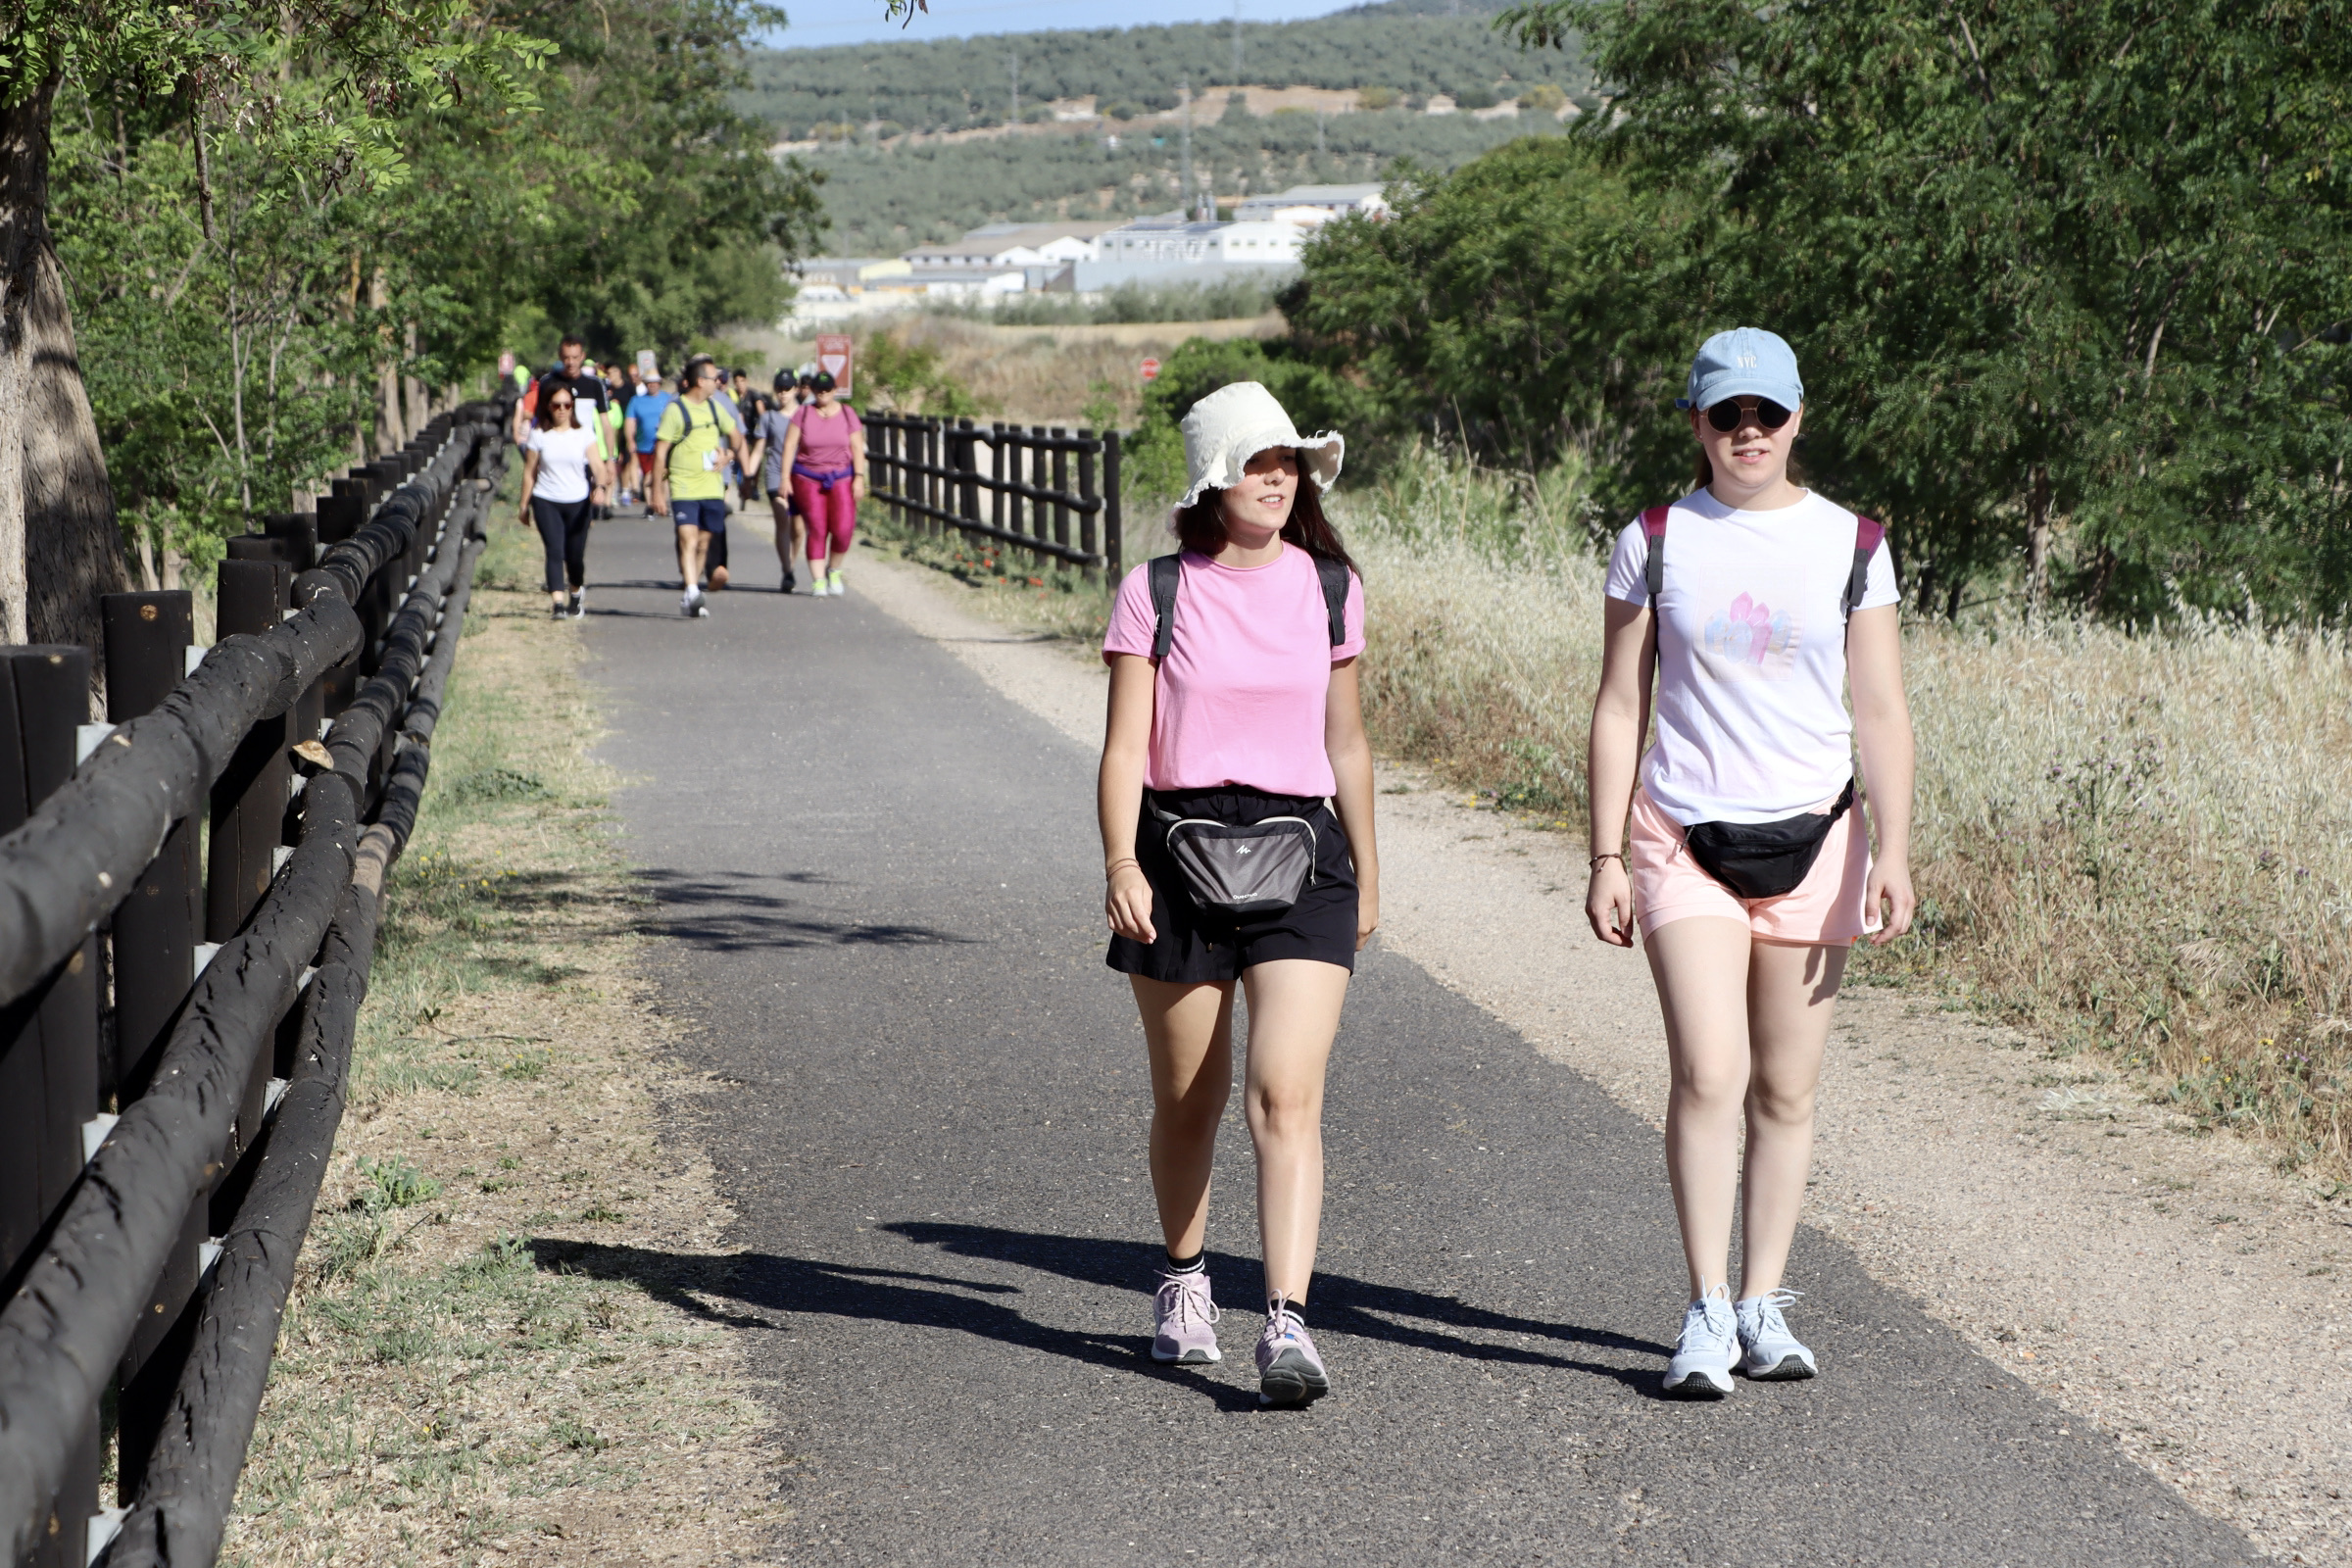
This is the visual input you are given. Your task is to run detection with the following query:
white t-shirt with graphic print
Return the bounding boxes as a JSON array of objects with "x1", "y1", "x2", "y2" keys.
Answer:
[{"x1": 1604, "y1": 488, "x2": 1899, "y2": 826}]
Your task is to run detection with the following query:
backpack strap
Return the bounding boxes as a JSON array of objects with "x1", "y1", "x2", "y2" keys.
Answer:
[
  {"x1": 1843, "y1": 516, "x2": 1886, "y2": 619},
  {"x1": 1640, "y1": 505, "x2": 1671, "y2": 603},
  {"x1": 1149, "y1": 554, "x2": 1182, "y2": 661},
  {"x1": 1149, "y1": 551, "x2": 1349, "y2": 660},
  {"x1": 1313, "y1": 554, "x2": 1350, "y2": 648}
]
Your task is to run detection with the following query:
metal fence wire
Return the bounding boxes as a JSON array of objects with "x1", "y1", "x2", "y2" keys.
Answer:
[
  {"x1": 862, "y1": 412, "x2": 1123, "y2": 578},
  {"x1": 0, "y1": 405, "x2": 513, "y2": 1568}
]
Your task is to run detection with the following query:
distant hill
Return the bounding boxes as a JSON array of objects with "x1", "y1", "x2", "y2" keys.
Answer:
[
  {"x1": 743, "y1": 5, "x2": 1581, "y2": 138},
  {"x1": 750, "y1": 5, "x2": 1586, "y2": 257},
  {"x1": 800, "y1": 106, "x2": 1559, "y2": 256}
]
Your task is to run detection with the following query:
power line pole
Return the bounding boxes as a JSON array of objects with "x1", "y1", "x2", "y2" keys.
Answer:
[
  {"x1": 1008, "y1": 50, "x2": 1019, "y2": 123},
  {"x1": 1179, "y1": 76, "x2": 1194, "y2": 217}
]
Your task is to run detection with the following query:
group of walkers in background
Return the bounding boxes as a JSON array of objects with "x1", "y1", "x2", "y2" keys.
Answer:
[{"x1": 514, "y1": 334, "x2": 868, "y2": 619}]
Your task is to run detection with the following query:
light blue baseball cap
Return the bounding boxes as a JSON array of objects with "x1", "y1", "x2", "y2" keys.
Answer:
[{"x1": 1675, "y1": 327, "x2": 1804, "y2": 412}]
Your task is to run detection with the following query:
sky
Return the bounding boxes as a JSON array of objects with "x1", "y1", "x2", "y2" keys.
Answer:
[{"x1": 767, "y1": 0, "x2": 1368, "y2": 50}]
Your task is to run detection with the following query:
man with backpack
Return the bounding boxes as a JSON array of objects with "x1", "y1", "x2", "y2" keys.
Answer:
[{"x1": 649, "y1": 355, "x2": 750, "y2": 617}]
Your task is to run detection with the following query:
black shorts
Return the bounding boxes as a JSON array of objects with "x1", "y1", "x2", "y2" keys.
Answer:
[{"x1": 1106, "y1": 787, "x2": 1358, "y2": 983}]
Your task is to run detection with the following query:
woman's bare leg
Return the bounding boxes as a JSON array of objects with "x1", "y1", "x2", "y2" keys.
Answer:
[
  {"x1": 1644, "y1": 917, "x2": 1757, "y2": 1298},
  {"x1": 1130, "y1": 976, "x2": 1235, "y2": 1257},
  {"x1": 1239, "y1": 958, "x2": 1348, "y2": 1302},
  {"x1": 1739, "y1": 941, "x2": 1845, "y2": 1296}
]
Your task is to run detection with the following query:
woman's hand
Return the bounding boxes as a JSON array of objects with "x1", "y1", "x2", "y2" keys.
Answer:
[
  {"x1": 1355, "y1": 881, "x2": 1380, "y2": 951},
  {"x1": 1586, "y1": 858, "x2": 1636, "y2": 948},
  {"x1": 1105, "y1": 863, "x2": 1156, "y2": 944},
  {"x1": 855, "y1": 474, "x2": 869, "y2": 502},
  {"x1": 1865, "y1": 854, "x2": 1916, "y2": 945}
]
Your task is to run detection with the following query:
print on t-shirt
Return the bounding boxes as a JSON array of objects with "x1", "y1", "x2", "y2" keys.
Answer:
[{"x1": 1694, "y1": 566, "x2": 1803, "y2": 682}]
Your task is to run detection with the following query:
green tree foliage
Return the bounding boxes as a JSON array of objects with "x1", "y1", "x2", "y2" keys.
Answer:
[
  {"x1": 1281, "y1": 137, "x2": 1697, "y2": 526},
  {"x1": 858, "y1": 330, "x2": 981, "y2": 416},
  {"x1": 1334, "y1": 0, "x2": 2352, "y2": 619},
  {"x1": 740, "y1": 5, "x2": 1578, "y2": 137},
  {"x1": 497, "y1": 0, "x2": 824, "y2": 360},
  {"x1": 38, "y1": 0, "x2": 821, "y2": 580},
  {"x1": 803, "y1": 106, "x2": 1560, "y2": 255}
]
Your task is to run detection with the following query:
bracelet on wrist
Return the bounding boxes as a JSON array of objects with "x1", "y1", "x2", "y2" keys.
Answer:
[
  {"x1": 1588, "y1": 852, "x2": 1625, "y2": 871},
  {"x1": 1104, "y1": 858, "x2": 1140, "y2": 878}
]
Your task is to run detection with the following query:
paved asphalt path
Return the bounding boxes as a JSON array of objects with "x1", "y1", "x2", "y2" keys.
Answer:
[{"x1": 574, "y1": 515, "x2": 2259, "y2": 1565}]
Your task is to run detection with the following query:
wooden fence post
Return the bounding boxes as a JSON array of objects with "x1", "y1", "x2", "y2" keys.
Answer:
[
  {"x1": 990, "y1": 423, "x2": 1006, "y2": 537},
  {"x1": 1050, "y1": 427, "x2": 1071, "y2": 555},
  {"x1": 956, "y1": 417, "x2": 979, "y2": 530},
  {"x1": 1077, "y1": 431, "x2": 1100, "y2": 580},
  {"x1": 0, "y1": 644, "x2": 102, "y2": 1568},
  {"x1": 1104, "y1": 430, "x2": 1123, "y2": 579}
]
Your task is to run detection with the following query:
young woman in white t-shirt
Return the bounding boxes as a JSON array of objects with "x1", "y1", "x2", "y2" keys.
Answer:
[
  {"x1": 1585, "y1": 328, "x2": 1917, "y2": 1398},
  {"x1": 518, "y1": 387, "x2": 612, "y2": 619}
]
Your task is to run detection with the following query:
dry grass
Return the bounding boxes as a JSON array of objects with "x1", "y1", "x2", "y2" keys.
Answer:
[
  {"x1": 880, "y1": 443, "x2": 2352, "y2": 1179},
  {"x1": 224, "y1": 517, "x2": 787, "y2": 1566}
]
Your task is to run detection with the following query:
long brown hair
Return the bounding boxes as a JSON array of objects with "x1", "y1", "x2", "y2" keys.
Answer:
[{"x1": 1173, "y1": 453, "x2": 1357, "y2": 576}]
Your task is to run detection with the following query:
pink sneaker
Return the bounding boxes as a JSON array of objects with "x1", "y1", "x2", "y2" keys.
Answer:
[
  {"x1": 1254, "y1": 1297, "x2": 1329, "y2": 1406},
  {"x1": 1152, "y1": 1269, "x2": 1222, "y2": 1364}
]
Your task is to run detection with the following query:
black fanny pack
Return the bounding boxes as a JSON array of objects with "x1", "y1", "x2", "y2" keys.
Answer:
[
  {"x1": 1682, "y1": 779, "x2": 1855, "y2": 901},
  {"x1": 1149, "y1": 795, "x2": 1320, "y2": 917}
]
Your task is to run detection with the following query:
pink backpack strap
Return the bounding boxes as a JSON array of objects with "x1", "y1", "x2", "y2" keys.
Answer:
[
  {"x1": 1843, "y1": 516, "x2": 1886, "y2": 618},
  {"x1": 1640, "y1": 505, "x2": 1671, "y2": 603}
]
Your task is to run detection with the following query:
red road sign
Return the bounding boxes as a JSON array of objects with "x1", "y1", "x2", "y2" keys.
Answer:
[
  {"x1": 816, "y1": 334, "x2": 855, "y2": 397},
  {"x1": 1140, "y1": 358, "x2": 1161, "y2": 381}
]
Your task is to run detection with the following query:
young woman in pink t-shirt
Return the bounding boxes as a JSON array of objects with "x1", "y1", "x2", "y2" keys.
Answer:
[{"x1": 1097, "y1": 381, "x2": 1378, "y2": 1408}]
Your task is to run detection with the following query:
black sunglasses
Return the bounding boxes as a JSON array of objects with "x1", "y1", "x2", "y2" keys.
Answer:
[{"x1": 1704, "y1": 397, "x2": 1794, "y2": 433}]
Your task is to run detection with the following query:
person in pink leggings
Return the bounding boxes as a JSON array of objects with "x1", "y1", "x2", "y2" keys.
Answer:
[{"x1": 776, "y1": 371, "x2": 866, "y2": 596}]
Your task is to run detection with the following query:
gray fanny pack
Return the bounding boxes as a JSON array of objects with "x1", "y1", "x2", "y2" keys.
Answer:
[{"x1": 1151, "y1": 803, "x2": 1319, "y2": 917}]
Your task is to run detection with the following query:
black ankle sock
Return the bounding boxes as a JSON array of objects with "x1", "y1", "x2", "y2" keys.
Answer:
[{"x1": 1163, "y1": 1249, "x2": 1204, "y2": 1275}]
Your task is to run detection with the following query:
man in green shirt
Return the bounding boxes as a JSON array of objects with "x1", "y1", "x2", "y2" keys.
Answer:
[{"x1": 650, "y1": 355, "x2": 749, "y2": 617}]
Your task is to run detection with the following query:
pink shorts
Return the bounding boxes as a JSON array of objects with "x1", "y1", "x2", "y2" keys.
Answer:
[{"x1": 1628, "y1": 787, "x2": 1875, "y2": 946}]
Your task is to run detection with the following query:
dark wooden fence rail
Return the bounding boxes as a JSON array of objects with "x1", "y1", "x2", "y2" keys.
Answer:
[
  {"x1": 863, "y1": 411, "x2": 1123, "y2": 577},
  {"x1": 0, "y1": 402, "x2": 513, "y2": 1568}
]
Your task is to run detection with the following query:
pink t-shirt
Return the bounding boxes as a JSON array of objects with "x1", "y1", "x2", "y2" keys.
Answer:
[
  {"x1": 1102, "y1": 544, "x2": 1366, "y2": 797},
  {"x1": 789, "y1": 403, "x2": 862, "y2": 471}
]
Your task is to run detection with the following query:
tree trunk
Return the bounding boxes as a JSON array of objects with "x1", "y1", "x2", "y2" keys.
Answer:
[
  {"x1": 369, "y1": 268, "x2": 403, "y2": 455},
  {"x1": 2024, "y1": 463, "x2": 2053, "y2": 620},
  {"x1": 0, "y1": 72, "x2": 127, "y2": 705}
]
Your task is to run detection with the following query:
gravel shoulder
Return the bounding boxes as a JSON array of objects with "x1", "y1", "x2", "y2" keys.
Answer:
[{"x1": 851, "y1": 549, "x2": 2352, "y2": 1568}]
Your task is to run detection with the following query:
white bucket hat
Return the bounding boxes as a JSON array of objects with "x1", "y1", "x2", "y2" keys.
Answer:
[{"x1": 1177, "y1": 381, "x2": 1345, "y2": 511}]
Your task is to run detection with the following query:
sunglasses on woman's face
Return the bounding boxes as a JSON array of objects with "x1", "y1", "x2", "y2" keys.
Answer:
[
  {"x1": 1704, "y1": 398, "x2": 1793, "y2": 433},
  {"x1": 550, "y1": 399, "x2": 573, "y2": 409}
]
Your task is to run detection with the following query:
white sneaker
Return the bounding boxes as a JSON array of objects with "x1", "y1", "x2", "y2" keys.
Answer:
[
  {"x1": 826, "y1": 569, "x2": 846, "y2": 596},
  {"x1": 1663, "y1": 1284, "x2": 1737, "y2": 1398},
  {"x1": 678, "y1": 591, "x2": 696, "y2": 617},
  {"x1": 1736, "y1": 1289, "x2": 1817, "y2": 1381}
]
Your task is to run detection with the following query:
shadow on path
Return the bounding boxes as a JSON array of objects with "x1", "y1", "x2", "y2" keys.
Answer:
[
  {"x1": 630, "y1": 866, "x2": 975, "y2": 953},
  {"x1": 533, "y1": 1223, "x2": 1669, "y2": 1411}
]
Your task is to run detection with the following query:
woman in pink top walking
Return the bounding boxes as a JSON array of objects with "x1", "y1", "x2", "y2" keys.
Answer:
[
  {"x1": 775, "y1": 370, "x2": 867, "y2": 596},
  {"x1": 1097, "y1": 381, "x2": 1379, "y2": 1407}
]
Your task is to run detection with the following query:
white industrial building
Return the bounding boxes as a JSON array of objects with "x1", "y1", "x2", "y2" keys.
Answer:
[
  {"x1": 1231, "y1": 183, "x2": 1390, "y2": 224},
  {"x1": 1071, "y1": 214, "x2": 1309, "y2": 290},
  {"x1": 786, "y1": 191, "x2": 1389, "y2": 321}
]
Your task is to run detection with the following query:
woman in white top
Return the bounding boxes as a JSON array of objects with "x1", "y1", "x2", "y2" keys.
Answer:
[
  {"x1": 1585, "y1": 328, "x2": 1916, "y2": 1398},
  {"x1": 518, "y1": 386, "x2": 612, "y2": 619}
]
